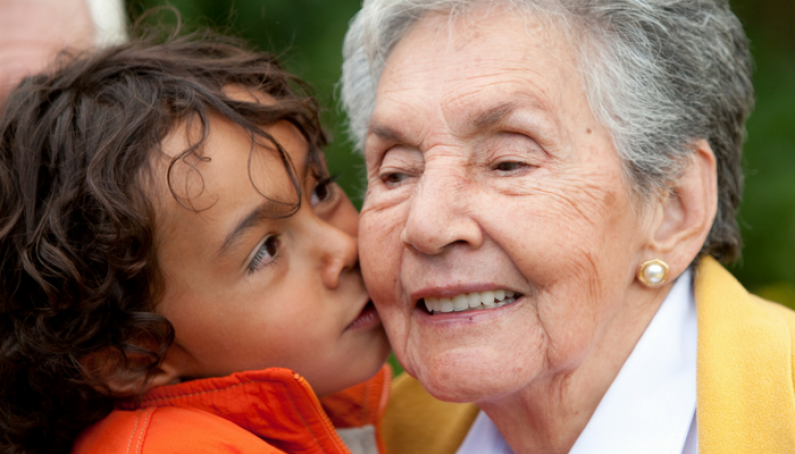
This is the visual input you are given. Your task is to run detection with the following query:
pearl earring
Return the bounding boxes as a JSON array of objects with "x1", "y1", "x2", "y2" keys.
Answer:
[{"x1": 638, "y1": 259, "x2": 669, "y2": 287}]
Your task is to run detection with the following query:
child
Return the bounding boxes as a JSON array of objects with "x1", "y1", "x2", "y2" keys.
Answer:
[{"x1": 0, "y1": 31, "x2": 391, "y2": 454}]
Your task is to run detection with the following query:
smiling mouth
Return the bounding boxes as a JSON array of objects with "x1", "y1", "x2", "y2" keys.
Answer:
[{"x1": 422, "y1": 290, "x2": 521, "y2": 314}]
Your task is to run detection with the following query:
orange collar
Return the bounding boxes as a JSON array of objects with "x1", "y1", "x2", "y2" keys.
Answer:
[{"x1": 119, "y1": 365, "x2": 391, "y2": 453}]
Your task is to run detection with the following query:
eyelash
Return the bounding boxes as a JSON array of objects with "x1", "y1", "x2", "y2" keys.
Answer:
[
  {"x1": 248, "y1": 235, "x2": 280, "y2": 273},
  {"x1": 493, "y1": 160, "x2": 532, "y2": 172},
  {"x1": 246, "y1": 175, "x2": 337, "y2": 274},
  {"x1": 380, "y1": 171, "x2": 411, "y2": 187},
  {"x1": 311, "y1": 174, "x2": 337, "y2": 205}
]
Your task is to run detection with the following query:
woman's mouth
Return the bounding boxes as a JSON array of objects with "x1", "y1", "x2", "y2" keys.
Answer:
[
  {"x1": 422, "y1": 290, "x2": 521, "y2": 314},
  {"x1": 346, "y1": 301, "x2": 381, "y2": 330}
]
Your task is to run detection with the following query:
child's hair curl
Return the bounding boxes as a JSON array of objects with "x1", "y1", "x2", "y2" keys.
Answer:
[{"x1": 0, "y1": 29, "x2": 328, "y2": 454}]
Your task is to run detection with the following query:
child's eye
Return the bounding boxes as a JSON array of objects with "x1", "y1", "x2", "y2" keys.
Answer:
[
  {"x1": 310, "y1": 175, "x2": 336, "y2": 206},
  {"x1": 249, "y1": 236, "x2": 280, "y2": 273}
]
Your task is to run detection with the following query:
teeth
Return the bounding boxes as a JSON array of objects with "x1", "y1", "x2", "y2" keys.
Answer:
[
  {"x1": 481, "y1": 291, "x2": 495, "y2": 305},
  {"x1": 452, "y1": 295, "x2": 469, "y2": 311},
  {"x1": 424, "y1": 298, "x2": 434, "y2": 312},
  {"x1": 423, "y1": 290, "x2": 521, "y2": 314}
]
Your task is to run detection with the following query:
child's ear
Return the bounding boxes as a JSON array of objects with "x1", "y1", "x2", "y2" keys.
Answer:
[
  {"x1": 106, "y1": 363, "x2": 181, "y2": 396},
  {"x1": 80, "y1": 346, "x2": 182, "y2": 396}
]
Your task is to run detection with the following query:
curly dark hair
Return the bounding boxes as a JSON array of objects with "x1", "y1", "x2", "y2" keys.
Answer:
[{"x1": 0, "y1": 29, "x2": 328, "y2": 454}]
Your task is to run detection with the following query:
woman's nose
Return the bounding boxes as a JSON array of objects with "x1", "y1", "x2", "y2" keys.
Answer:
[{"x1": 400, "y1": 168, "x2": 483, "y2": 255}]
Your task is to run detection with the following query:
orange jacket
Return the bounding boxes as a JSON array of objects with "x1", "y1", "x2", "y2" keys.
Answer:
[{"x1": 72, "y1": 365, "x2": 391, "y2": 454}]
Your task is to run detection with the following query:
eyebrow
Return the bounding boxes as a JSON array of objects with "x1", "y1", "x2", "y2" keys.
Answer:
[
  {"x1": 369, "y1": 124, "x2": 406, "y2": 144},
  {"x1": 217, "y1": 143, "x2": 312, "y2": 257},
  {"x1": 368, "y1": 101, "x2": 520, "y2": 144},
  {"x1": 470, "y1": 101, "x2": 518, "y2": 130},
  {"x1": 219, "y1": 202, "x2": 277, "y2": 256}
]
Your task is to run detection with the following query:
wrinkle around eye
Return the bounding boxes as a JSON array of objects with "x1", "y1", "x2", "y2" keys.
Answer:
[
  {"x1": 485, "y1": 132, "x2": 548, "y2": 158},
  {"x1": 362, "y1": 187, "x2": 412, "y2": 218},
  {"x1": 379, "y1": 170, "x2": 414, "y2": 188},
  {"x1": 375, "y1": 146, "x2": 425, "y2": 188}
]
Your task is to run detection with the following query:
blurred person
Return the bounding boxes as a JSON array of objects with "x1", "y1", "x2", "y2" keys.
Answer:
[
  {"x1": 341, "y1": 0, "x2": 795, "y2": 453},
  {"x1": 0, "y1": 0, "x2": 126, "y2": 102}
]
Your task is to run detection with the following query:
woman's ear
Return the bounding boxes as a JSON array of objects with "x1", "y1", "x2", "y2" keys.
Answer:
[{"x1": 645, "y1": 139, "x2": 718, "y2": 277}]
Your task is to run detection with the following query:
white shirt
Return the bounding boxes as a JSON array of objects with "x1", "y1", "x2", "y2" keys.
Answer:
[{"x1": 455, "y1": 270, "x2": 698, "y2": 454}]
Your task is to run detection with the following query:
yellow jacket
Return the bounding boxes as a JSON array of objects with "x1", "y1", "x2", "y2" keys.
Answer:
[{"x1": 382, "y1": 257, "x2": 795, "y2": 453}]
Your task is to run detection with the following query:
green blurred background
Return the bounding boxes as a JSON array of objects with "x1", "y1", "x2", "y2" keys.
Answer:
[{"x1": 126, "y1": 0, "x2": 795, "y2": 307}]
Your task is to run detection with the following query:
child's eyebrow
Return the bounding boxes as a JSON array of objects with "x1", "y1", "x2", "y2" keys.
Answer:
[
  {"x1": 217, "y1": 148, "x2": 313, "y2": 257},
  {"x1": 219, "y1": 202, "x2": 280, "y2": 256}
]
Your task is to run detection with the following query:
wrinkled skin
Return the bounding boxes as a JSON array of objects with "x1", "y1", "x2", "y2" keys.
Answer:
[{"x1": 360, "y1": 7, "x2": 715, "y2": 453}]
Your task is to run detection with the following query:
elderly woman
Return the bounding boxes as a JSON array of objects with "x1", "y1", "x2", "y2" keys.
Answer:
[{"x1": 341, "y1": 0, "x2": 795, "y2": 453}]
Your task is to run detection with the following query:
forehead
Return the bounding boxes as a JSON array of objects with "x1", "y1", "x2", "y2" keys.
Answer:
[
  {"x1": 159, "y1": 114, "x2": 307, "y2": 200},
  {"x1": 373, "y1": 7, "x2": 584, "y2": 139},
  {"x1": 151, "y1": 98, "x2": 309, "y2": 246},
  {"x1": 156, "y1": 87, "x2": 308, "y2": 204}
]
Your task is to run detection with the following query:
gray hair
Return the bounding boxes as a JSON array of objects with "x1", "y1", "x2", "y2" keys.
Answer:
[
  {"x1": 341, "y1": 0, "x2": 754, "y2": 263},
  {"x1": 85, "y1": 0, "x2": 129, "y2": 46}
]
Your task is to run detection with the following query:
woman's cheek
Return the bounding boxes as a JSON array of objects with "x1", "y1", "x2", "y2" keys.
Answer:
[{"x1": 359, "y1": 205, "x2": 405, "y2": 306}]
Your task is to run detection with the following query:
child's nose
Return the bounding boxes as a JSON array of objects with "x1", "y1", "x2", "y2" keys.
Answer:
[{"x1": 315, "y1": 219, "x2": 359, "y2": 289}]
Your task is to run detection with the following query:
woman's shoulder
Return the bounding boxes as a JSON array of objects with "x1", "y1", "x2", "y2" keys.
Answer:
[
  {"x1": 71, "y1": 406, "x2": 283, "y2": 454},
  {"x1": 696, "y1": 255, "x2": 795, "y2": 344},
  {"x1": 696, "y1": 256, "x2": 795, "y2": 452},
  {"x1": 382, "y1": 373, "x2": 480, "y2": 454}
]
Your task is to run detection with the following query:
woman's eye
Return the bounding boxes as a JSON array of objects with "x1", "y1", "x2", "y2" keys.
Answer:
[
  {"x1": 249, "y1": 236, "x2": 280, "y2": 272},
  {"x1": 310, "y1": 176, "x2": 336, "y2": 206},
  {"x1": 494, "y1": 161, "x2": 529, "y2": 172},
  {"x1": 380, "y1": 172, "x2": 411, "y2": 187}
]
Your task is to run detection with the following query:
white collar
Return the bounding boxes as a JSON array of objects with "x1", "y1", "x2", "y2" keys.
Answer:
[{"x1": 456, "y1": 270, "x2": 698, "y2": 454}]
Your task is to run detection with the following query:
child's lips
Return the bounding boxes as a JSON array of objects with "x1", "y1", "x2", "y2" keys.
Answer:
[{"x1": 346, "y1": 301, "x2": 381, "y2": 330}]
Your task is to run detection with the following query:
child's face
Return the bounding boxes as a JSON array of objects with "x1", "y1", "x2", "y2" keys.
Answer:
[{"x1": 151, "y1": 92, "x2": 390, "y2": 397}]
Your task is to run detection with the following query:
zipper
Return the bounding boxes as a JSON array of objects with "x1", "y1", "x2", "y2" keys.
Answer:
[
  {"x1": 293, "y1": 373, "x2": 353, "y2": 454},
  {"x1": 377, "y1": 365, "x2": 392, "y2": 419}
]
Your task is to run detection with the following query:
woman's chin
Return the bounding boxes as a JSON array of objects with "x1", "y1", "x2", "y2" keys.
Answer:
[
  {"x1": 403, "y1": 347, "x2": 540, "y2": 404},
  {"x1": 417, "y1": 368, "x2": 529, "y2": 404}
]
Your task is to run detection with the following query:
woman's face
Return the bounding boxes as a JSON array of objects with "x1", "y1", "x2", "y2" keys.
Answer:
[{"x1": 360, "y1": 10, "x2": 656, "y2": 402}]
